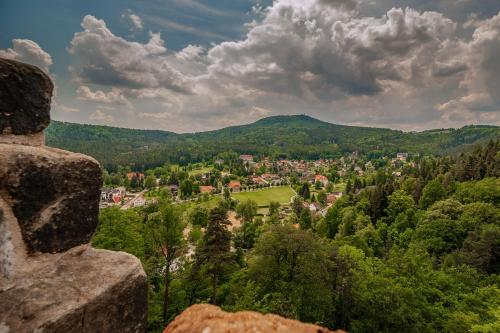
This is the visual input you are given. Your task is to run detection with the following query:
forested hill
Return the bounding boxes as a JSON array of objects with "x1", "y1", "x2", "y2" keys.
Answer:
[{"x1": 45, "y1": 115, "x2": 500, "y2": 170}]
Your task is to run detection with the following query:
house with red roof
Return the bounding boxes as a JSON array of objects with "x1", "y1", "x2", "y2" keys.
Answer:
[
  {"x1": 327, "y1": 193, "x2": 337, "y2": 204},
  {"x1": 315, "y1": 174, "x2": 329, "y2": 187},
  {"x1": 112, "y1": 193, "x2": 122, "y2": 204},
  {"x1": 250, "y1": 176, "x2": 266, "y2": 185},
  {"x1": 228, "y1": 181, "x2": 241, "y2": 192},
  {"x1": 200, "y1": 185, "x2": 215, "y2": 194},
  {"x1": 127, "y1": 172, "x2": 145, "y2": 181}
]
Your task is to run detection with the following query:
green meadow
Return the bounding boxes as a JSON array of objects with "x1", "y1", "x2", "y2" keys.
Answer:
[{"x1": 232, "y1": 186, "x2": 296, "y2": 207}]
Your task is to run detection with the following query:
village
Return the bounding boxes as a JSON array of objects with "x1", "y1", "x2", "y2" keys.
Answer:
[{"x1": 99, "y1": 151, "x2": 414, "y2": 223}]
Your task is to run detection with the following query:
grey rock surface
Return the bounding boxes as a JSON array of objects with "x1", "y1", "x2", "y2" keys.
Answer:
[
  {"x1": 0, "y1": 144, "x2": 102, "y2": 253},
  {"x1": 0, "y1": 246, "x2": 148, "y2": 333},
  {"x1": 0, "y1": 58, "x2": 53, "y2": 135}
]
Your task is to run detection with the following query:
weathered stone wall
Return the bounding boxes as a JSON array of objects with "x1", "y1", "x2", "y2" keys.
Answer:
[{"x1": 0, "y1": 58, "x2": 147, "y2": 333}]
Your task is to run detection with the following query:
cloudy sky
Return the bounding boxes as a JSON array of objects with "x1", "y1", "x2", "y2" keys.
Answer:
[{"x1": 1, "y1": 0, "x2": 500, "y2": 132}]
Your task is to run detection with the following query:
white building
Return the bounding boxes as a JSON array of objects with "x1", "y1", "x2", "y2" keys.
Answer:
[{"x1": 133, "y1": 194, "x2": 146, "y2": 207}]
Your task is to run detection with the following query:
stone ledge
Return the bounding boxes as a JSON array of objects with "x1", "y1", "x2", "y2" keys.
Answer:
[
  {"x1": 164, "y1": 304, "x2": 345, "y2": 333},
  {"x1": 0, "y1": 132, "x2": 45, "y2": 146},
  {"x1": 0, "y1": 246, "x2": 147, "y2": 333}
]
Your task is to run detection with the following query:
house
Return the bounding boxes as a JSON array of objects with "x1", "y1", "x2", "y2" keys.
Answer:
[
  {"x1": 327, "y1": 193, "x2": 338, "y2": 204},
  {"x1": 262, "y1": 173, "x2": 282, "y2": 185},
  {"x1": 133, "y1": 194, "x2": 146, "y2": 207},
  {"x1": 261, "y1": 173, "x2": 280, "y2": 182},
  {"x1": 250, "y1": 176, "x2": 266, "y2": 185},
  {"x1": 315, "y1": 175, "x2": 329, "y2": 187},
  {"x1": 112, "y1": 193, "x2": 122, "y2": 204},
  {"x1": 301, "y1": 173, "x2": 316, "y2": 183},
  {"x1": 100, "y1": 189, "x2": 111, "y2": 201},
  {"x1": 127, "y1": 172, "x2": 145, "y2": 181},
  {"x1": 214, "y1": 159, "x2": 224, "y2": 165},
  {"x1": 228, "y1": 181, "x2": 241, "y2": 192},
  {"x1": 115, "y1": 187, "x2": 126, "y2": 196},
  {"x1": 101, "y1": 187, "x2": 126, "y2": 203},
  {"x1": 239, "y1": 154, "x2": 254, "y2": 162},
  {"x1": 309, "y1": 202, "x2": 321, "y2": 213},
  {"x1": 396, "y1": 153, "x2": 408, "y2": 162},
  {"x1": 200, "y1": 185, "x2": 215, "y2": 194}
]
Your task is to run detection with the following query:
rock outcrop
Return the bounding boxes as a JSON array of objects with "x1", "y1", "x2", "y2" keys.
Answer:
[
  {"x1": 0, "y1": 58, "x2": 52, "y2": 136},
  {"x1": 164, "y1": 304, "x2": 346, "y2": 333},
  {"x1": 0, "y1": 58, "x2": 147, "y2": 332},
  {"x1": 0, "y1": 144, "x2": 101, "y2": 253}
]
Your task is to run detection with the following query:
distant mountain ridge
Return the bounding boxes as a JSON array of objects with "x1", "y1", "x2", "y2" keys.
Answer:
[{"x1": 45, "y1": 115, "x2": 500, "y2": 170}]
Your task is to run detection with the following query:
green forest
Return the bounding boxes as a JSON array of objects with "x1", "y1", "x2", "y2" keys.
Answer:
[
  {"x1": 91, "y1": 141, "x2": 500, "y2": 332},
  {"x1": 46, "y1": 115, "x2": 500, "y2": 171}
]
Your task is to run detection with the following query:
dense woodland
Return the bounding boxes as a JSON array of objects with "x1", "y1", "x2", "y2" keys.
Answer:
[
  {"x1": 91, "y1": 141, "x2": 500, "y2": 333},
  {"x1": 46, "y1": 115, "x2": 500, "y2": 171}
]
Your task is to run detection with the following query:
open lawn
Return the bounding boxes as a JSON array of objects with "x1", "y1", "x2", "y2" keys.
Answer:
[
  {"x1": 188, "y1": 166, "x2": 212, "y2": 176},
  {"x1": 181, "y1": 195, "x2": 222, "y2": 210},
  {"x1": 232, "y1": 186, "x2": 296, "y2": 207}
]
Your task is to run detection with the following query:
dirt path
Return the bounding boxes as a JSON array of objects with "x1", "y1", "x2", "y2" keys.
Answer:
[{"x1": 227, "y1": 211, "x2": 241, "y2": 231}]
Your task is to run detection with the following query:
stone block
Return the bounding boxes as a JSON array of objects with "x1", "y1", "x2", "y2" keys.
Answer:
[
  {"x1": 0, "y1": 144, "x2": 102, "y2": 253},
  {"x1": 0, "y1": 58, "x2": 53, "y2": 135},
  {"x1": 0, "y1": 246, "x2": 147, "y2": 333}
]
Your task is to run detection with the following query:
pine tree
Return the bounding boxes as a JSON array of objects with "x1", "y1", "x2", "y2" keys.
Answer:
[
  {"x1": 300, "y1": 183, "x2": 311, "y2": 200},
  {"x1": 195, "y1": 206, "x2": 233, "y2": 304}
]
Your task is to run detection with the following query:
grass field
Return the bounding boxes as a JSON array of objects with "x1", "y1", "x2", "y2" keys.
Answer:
[
  {"x1": 232, "y1": 186, "x2": 296, "y2": 207},
  {"x1": 188, "y1": 166, "x2": 212, "y2": 176}
]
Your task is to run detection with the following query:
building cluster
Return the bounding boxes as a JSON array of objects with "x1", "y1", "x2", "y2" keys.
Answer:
[
  {"x1": 99, "y1": 151, "x2": 413, "y2": 210},
  {"x1": 100, "y1": 187, "x2": 126, "y2": 207},
  {"x1": 99, "y1": 186, "x2": 147, "y2": 209}
]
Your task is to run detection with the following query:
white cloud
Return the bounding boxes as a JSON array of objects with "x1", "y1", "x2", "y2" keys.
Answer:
[
  {"x1": 176, "y1": 44, "x2": 205, "y2": 61},
  {"x1": 143, "y1": 14, "x2": 229, "y2": 40},
  {"x1": 59, "y1": 105, "x2": 80, "y2": 113},
  {"x1": 138, "y1": 112, "x2": 172, "y2": 120},
  {"x1": 436, "y1": 12, "x2": 500, "y2": 116},
  {"x1": 129, "y1": 13, "x2": 143, "y2": 30},
  {"x1": 249, "y1": 106, "x2": 272, "y2": 118},
  {"x1": 207, "y1": 5, "x2": 456, "y2": 98},
  {"x1": 69, "y1": 15, "x2": 192, "y2": 93},
  {"x1": 89, "y1": 109, "x2": 115, "y2": 123},
  {"x1": 0, "y1": 39, "x2": 52, "y2": 72},
  {"x1": 76, "y1": 85, "x2": 131, "y2": 107},
  {"x1": 122, "y1": 9, "x2": 143, "y2": 31}
]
